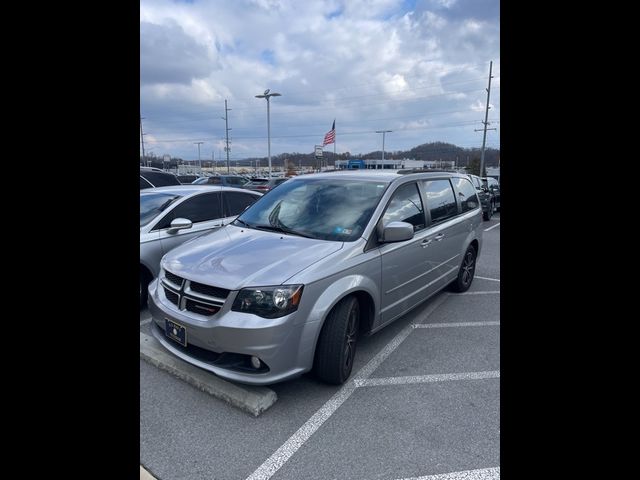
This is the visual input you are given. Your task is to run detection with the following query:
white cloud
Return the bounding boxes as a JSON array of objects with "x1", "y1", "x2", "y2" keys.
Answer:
[{"x1": 140, "y1": 0, "x2": 500, "y2": 160}]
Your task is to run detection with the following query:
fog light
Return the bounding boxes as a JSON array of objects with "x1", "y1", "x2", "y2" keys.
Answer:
[{"x1": 250, "y1": 356, "x2": 261, "y2": 369}]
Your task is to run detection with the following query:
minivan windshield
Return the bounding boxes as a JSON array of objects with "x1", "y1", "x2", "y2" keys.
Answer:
[
  {"x1": 140, "y1": 192, "x2": 182, "y2": 227},
  {"x1": 234, "y1": 178, "x2": 388, "y2": 241}
]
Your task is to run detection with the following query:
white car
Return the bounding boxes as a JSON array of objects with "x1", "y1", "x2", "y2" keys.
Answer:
[{"x1": 140, "y1": 185, "x2": 261, "y2": 308}]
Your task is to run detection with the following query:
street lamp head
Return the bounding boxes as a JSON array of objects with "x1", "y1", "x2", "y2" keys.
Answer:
[{"x1": 255, "y1": 91, "x2": 282, "y2": 99}]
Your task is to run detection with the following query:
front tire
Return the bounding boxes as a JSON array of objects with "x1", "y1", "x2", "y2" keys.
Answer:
[
  {"x1": 140, "y1": 270, "x2": 149, "y2": 310},
  {"x1": 450, "y1": 244, "x2": 477, "y2": 293},
  {"x1": 314, "y1": 296, "x2": 360, "y2": 385}
]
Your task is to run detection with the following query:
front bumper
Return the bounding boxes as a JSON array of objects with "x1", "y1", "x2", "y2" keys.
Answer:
[{"x1": 147, "y1": 278, "x2": 311, "y2": 385}]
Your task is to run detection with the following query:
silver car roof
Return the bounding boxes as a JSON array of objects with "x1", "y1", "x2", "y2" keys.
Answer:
[
  {"x1": 140, "y1": 185, "x2": 260, "y2": 196},
  {"x1": 287, "y1": 170, "x2": 467, "y2": 184}
]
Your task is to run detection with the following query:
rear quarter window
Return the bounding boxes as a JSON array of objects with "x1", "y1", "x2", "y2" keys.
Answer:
[
  {"x1": 451, "y1": 177, "x2": 480, "y2": 213},
  {"x1": 422, "y1": 179, "x2": 458, "y2": 223}
]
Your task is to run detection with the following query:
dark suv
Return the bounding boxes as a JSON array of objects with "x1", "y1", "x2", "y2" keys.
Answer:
[
  {"x1": 467, "y1": 174, "x2": 496, "y2": 220},
  {"x1": 482, "y1": 177, "x2": 500, "y2": 212},
  {"x1": 140, "y1": 167, "x2": 181, "y2": 189}
]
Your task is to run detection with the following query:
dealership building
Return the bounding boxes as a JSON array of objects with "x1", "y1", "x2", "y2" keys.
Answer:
[{"x1": 335, "y1": 158, "x2": 455, "y2": 170}]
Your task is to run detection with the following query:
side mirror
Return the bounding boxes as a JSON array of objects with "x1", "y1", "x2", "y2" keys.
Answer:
[
  {"x1": 380, "y1": 221, "x2": 414, "y2": 243},
  {"x1": 168, "y1": 218, "x2": 193, "y2": 233}
]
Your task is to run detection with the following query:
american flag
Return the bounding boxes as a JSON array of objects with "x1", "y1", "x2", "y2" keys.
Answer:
[{"x1": 323, "y1": 120, "x2": 335, "y2": 146}]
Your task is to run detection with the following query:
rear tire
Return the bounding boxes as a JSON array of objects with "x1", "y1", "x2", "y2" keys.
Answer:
[
  {"x1": 314, "y1": 296, "x2": 360, "y2": 385},
  {"x1": 449, "y1": 244, "x2": 477, "y2": 293}
]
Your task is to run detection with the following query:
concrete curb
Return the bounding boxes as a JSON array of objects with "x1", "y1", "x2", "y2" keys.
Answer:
[
  {"x1": 140, "y1": 465, "x2": 156, "y2": 479},
  {"x1": 140, "y1": 332, "x2": 277, "y2": 416}
]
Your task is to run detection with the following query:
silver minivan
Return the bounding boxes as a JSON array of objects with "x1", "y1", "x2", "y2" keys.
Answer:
[{"x1": 148, "y1": 171, "x2": 483, "y2": 385}]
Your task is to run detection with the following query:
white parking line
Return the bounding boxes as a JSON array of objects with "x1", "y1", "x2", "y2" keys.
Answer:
[
  {"x1": 475, "y1": 276, "x2": 500, "y2": 282},
  {"x1": 484, "y1": 222, "x2": 500, "y2": 232},
  {"x1": 413, "y1": 321, "x2": 500, "y2": 328},
  {"x1": 355, "y1": 371, "x2": 500, "y2": 387},
  {"x1": 246, "y1": 293, "x2": 450, "y2": 480},
  {"x1": 451, "y1": 291, "x2": 500, "y2": 295},
  {"x1": 395, "y1": 466, "x2": 500, "y2": 480},
  {"x1": 140, "y1": 318, "x2": 152, "y2": 326}
]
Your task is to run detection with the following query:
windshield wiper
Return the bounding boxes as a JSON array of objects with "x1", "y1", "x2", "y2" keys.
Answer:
[
  {"x1": 253, "y1": 224, "x2": 315, "y2": 239},
  {"x1": 233, "y1": 218, "x2": 253, "y2": 228}
]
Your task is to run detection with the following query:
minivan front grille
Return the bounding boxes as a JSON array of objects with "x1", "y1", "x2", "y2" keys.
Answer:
[
  {"x1": 160, "y1": 274, "x2": 227, "y2": 317},
  {"x1": 189, "y1": 282, "x2": 230, "y2": 299},
  {"x1": 164, "y1": 287, "x2": 179, "y2": 306},
  {"x1": 185, "y1": 299, "x2": 221, "y2": 316},
  {"x1": 164, "y1": 270, "x2": 184, "y2": 287}
]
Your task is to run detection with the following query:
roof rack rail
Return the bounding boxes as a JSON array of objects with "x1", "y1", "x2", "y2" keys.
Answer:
[{"x1": 397, "y1": 168, "x2": 457, "y2": 175}]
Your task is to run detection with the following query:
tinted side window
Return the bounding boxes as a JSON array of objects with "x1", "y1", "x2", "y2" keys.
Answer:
[
  {"x1": 423, "y1": 179, "x2": 458, "y2": 223},
  {"x1": 382, "y1": 182, "x2": 425, "y2": 232},
  {"x1": 153, "y1": 192, "x2": 223, "y2": 229},
  {"x1": 452, "y1": 177, "x2": 479, "y2": 213},
  {"x1": 207, "y1": 177, "x2": 221, "y2": 184},
  {"x1": 224, "y1": 192, "x2": 259, "y2": 216},
  {"x1": 226, "y1": 177, "x2": 247, "y2": 186}
]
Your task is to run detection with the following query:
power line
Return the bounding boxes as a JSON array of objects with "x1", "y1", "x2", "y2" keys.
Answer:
[{"x1": 144, "y1": 119, "x2": 496, "y2": 144}]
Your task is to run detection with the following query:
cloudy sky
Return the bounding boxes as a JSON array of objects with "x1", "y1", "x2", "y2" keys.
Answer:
[{"x1": 140, "y1": 0, "x2": 499, "y2": 162}]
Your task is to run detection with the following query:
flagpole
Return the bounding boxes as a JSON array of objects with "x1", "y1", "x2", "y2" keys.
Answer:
[
  {"x1": 332, "y1": 119, "x2": 336, "y2": 169},
  {"x1": 333, "y1": 138, "x2": 336, "y2": 168}
]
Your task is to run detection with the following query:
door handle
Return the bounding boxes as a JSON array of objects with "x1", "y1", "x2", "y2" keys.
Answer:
[
  {"x1": 434, "y1": 234, "x2": 445, "y2": 241},
  {"x1": 420, "y1": 239, "x2": 432, "y2": 248}
]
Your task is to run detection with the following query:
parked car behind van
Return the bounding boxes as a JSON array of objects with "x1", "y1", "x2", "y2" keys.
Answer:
[
  {"x1": 467, "y1": 174, "x2": 496, "y2": 220},
  {"x1": 140, "y1": 167, "x2": 181, "y2": 189},
  {"x1": 192, "y1": 175, "x2": 249, "y2": 188},
  {"x1": 148, "y1": 171, "x2": 483, "y2": 385},
  {"x1": 242, "y1": 177, "x2": 290, "y2": 193},
  {"x1": 140, "y1": 185, "x2": 261, "y2": 308},
  {"x1": 482, "y1": 176, "x2": 500, "y2": 212}
]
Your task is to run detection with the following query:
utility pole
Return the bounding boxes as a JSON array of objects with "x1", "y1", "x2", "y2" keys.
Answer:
[
  {"x1": 194, "y1": 142, "x2": 203, "y2": 173},
  {"x1": 222, "y1": 100, "x2": 232, "y2": 174},
  {"x1": 212, "y1": 151, "x2": 215, "y2": 173},
  {"x1": 474, "y1": 61, "x2": 496, "y2": 177},
  {"x1": 140, "y1": 116, "x2": 146, "y2": 166},
  {"x1": 375, "y1": 130, "x2": 392, "y2": 170}
]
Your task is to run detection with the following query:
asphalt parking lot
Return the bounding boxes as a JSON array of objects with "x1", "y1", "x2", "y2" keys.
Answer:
[{"x1": 140, "y1": 214, "x2": 500, "y2": 480}]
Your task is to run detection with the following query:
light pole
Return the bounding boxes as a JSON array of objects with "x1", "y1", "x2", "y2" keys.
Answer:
[
  {"x1": 375, "y1": 130, "x2": 392, "y2": 169},
  {"x1": 140, "y1": 116, "x2": 146, "y2": 166},
  {"x1": 255, "y1": 89, "x2": 281, "y2": 177},
  {"x1": 194, "y1": 141, "x2": 203, "y2": 172}
]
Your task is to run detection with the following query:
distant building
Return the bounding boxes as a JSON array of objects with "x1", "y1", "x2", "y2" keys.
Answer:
[
  {"x1": 335, "y1": 158, "x2": 455, "y2": 170},
  {"x1": 486, "y1": 167, "x2": 500, "y2": 179}
]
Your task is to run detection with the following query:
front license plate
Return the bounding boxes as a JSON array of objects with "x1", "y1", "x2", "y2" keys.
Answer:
[{"x1": 165, "y1": 319, "x2": 187, "y2": 347}]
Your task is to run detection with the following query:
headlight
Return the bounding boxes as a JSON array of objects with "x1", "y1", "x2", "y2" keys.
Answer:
[{"x1": 231, "y1": 285, "x2": 304, "y2": 319}]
